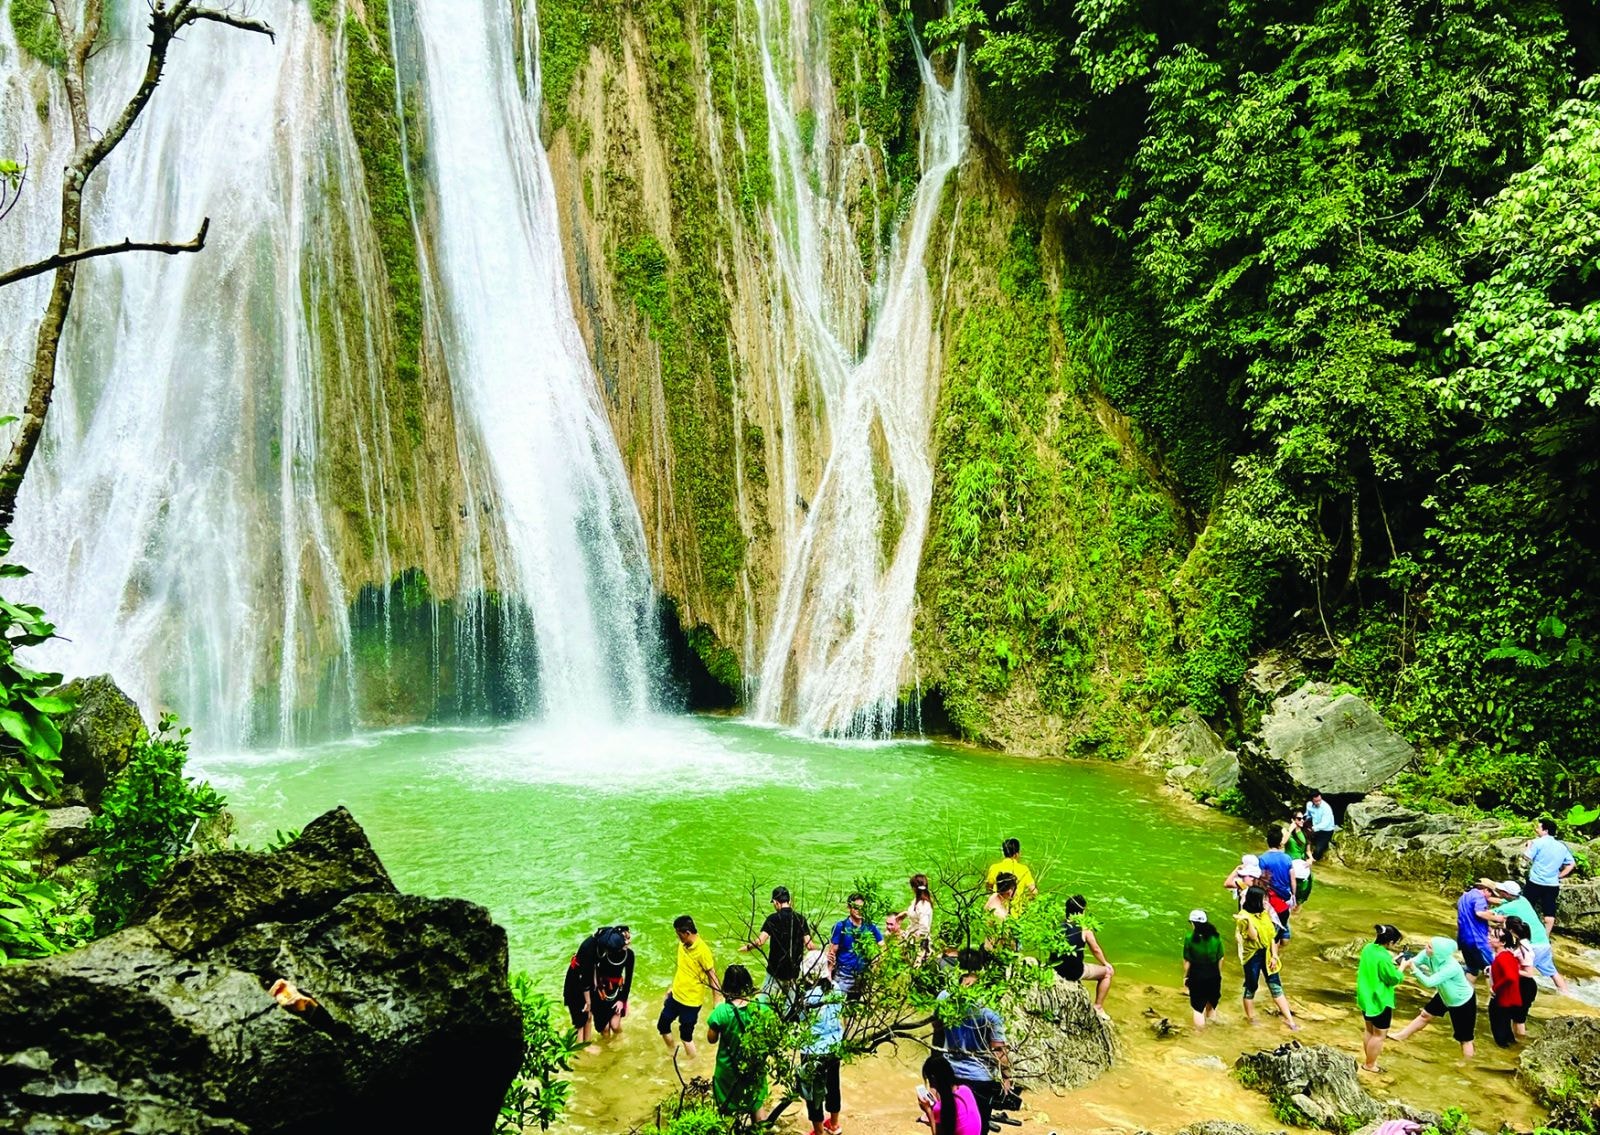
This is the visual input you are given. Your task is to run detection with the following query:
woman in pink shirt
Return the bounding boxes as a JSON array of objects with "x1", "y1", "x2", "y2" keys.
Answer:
[{"x1": 918, "y1": 1053, "x2": 982, "y2": 1135}]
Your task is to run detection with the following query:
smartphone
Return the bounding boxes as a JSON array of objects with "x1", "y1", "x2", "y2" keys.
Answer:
[
  {"x1": 916, "y1": 1085, "x2": 934, "y2": 1104},
  {"x1": 1396, "y1": 949, "x2": 1416, "y2": 963}
]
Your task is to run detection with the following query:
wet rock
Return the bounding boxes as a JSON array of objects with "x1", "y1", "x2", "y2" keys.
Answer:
[
  {"x1": 0, "y1": 806, "x2": 523, "y2": 1135},
  {"x1": 1252, "y1": 685, "x2": 1415, "y2": 797},
  {"x1": 1013, "y1": 975, "x2": 1116, "y2": 1090},
  {"x1": 1178, "y1": 1124, "x2": 1286, "y2": 1135},
  {"x1": 1235, "y1": 1042, "x2": 1382, "y2": 1128},
  {"x1": 1138, "y1": 709, "x2": 1239, "y2": 798},
  {"x1": 53, "y1": 674, "x2": 148, "y2": 804},
  {"x1": 39, "y1": 804, "x2": 97, "y2": 862},
  {"x1": 1519, "y1": 1015, "x2": 1600, "y2": 1127}
]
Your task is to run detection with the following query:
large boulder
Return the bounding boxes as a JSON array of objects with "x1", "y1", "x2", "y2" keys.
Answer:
[
  {"x1": 1519, "y1": 1015, "x2": 1600, "y2": 1127},
  {"x1": 1013, "y1": 975, "x2": 1116, "y2": 1090},
  {"x1": 53, "y1": 674, "x2": 149, "y2": 804},
  {"x1": 0, "y1": 807, "x2": 523, "y2": 1134},
  {"x1": 1235, "y1": 1043, "x2": 1382, "y2": 1128},
  {"x1": 1137, "y1": 709, "x2": 1240, "y2": 800},
  {"x1": 1252, "y1": 685, "x2": 1415, "y2": 798}
]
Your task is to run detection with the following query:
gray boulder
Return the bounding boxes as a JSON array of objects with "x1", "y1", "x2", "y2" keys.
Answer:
[
  {"x1": 53, "y1": 674, "x2": 149, "y2": 804},
  {"x1": 1255, "y1": 685, "x2": 1415, "y2": 797},
  {"x1": 0, "y1": 807, "x2": 523, "y2": 1134},
  {"x1": 1012, "y1": 974, "x2": 1116, "y2": 1090},
  {"x1": 1235, "y1": 1043, "x2": 1382, "y2": 1128},
  {"x1": 1519, "y1": 1015, "x2": 1600, "y2": 1128},
  {"x1": 39, "y1": 804, "x2": 97, "y2": 863},
  {"x1": 1138, "y1": 709, "x2": 1240, "y2": 798}
]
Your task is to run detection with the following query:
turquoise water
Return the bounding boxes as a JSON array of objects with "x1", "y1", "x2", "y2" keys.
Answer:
[{"x1": 201, "y1": 715, "x2": 1257, "y2": 994}]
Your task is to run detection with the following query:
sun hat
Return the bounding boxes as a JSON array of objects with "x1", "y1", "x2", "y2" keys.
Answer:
[
  {"x1": 1188, "y1": 909, "x2": 1208, "y2": 923},
  {"x1": 1496, "y1": 880, "x2": 1522, "y2": 896},
  {"x1": 1239, "y1": 853, "x2": 1261, "y2": 876},
  {"x1": 1475, "y1": 877, "x2": 1501, "y2": 892}
]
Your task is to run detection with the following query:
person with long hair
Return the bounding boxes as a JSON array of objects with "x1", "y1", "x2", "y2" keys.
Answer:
[
  {"x1": 1503, "y1": 915, "x2": 1539, "y2": 1039},
  {"x1": 1182, "y1": 910, "x2": 1224, "y2": 1029},
  {"x1": 1235, "y1": 886, "x2": 1299, "y2": 1031},
  {"x1": 1053, "y1": 894, "x2": 1115, "y2": 1019},
  {"x1": 1356, "y1": 924, "x2": 1405, "y2": 1072},
  {"x1": 706, "y1": 964, "x2": 775, "y2": 1122},
  {"x1": 917, "y1": 1052, "x2": 981, "y2": 1135},
  {"x1": 900, "y1": 873, "x2": 935, "y2": 942}
]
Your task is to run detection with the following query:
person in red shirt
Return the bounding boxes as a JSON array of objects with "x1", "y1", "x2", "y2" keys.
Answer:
[{"x1": 1487, "y1": 925, "x2": 1523, "y2": 1047}]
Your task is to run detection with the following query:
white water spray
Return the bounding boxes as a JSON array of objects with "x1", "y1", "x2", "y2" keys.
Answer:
[{"x1": 749, "y1": 2, "x2": 968, "y2": 736}]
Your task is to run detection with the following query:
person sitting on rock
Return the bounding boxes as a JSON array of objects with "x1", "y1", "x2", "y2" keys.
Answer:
[
  {"x1": 1304, "y1": 790, "x2": 1336, "y2": 860},
  {"x1": 1051, "y1": 894, "x2": 1114, "y2": 1020}
]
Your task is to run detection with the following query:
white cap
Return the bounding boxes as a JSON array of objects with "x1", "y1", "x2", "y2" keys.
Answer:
[
  {"x1": 1239, "y1": 854, "x2": 1261, "y2": 876},
  {"x1": 1497, "y1": 880, "x2": 1522, "y2": 897},
  {"x1": 1188, "y1": 909, "x2": 1208, "y2": 923}
]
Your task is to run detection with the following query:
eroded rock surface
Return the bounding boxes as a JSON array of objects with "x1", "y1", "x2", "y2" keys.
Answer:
[
  {"x1": 1252, "y1": 685, "x2": 1415, "y2": 797},
  {"x1": 1235, "y1": 1042, "x2": 1382, "y2": 1128},
  {"x1": 0, "y1": 807, "x2": 522, "y2": 1135},
  {"x1": 1519, "y1": 1015, "x2": 1600, "y2": 1128},
  {"x1": 52, "y1": 674, "x2": 148, "y2": 804}
]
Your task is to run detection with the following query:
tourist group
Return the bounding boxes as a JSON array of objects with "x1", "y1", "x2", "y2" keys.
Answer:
[{"x1": 557, "y1": 803, "x2": 1580, "y2": 1133}]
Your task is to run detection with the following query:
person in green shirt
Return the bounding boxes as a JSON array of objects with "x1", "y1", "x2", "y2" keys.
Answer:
[
  {"x1": 1285, "y1": 813, "x2": 1311, "y2": 861},
  {"x1": 1355, "y1": 924, "x2": 1406, "y2": 1072},
  {"x1": 1182, "y1": 910, "x2": 1225, "y2": 1029},
  {"x1": 1393, "y1": 936, "x2": 1477, "y2": 1060},
  {"x1": 1494, "y1": 881, "x2": 1571, "y2": 993},
  {"x1": 706, "y1": 964, "x2": 775, "y2": 1123}
]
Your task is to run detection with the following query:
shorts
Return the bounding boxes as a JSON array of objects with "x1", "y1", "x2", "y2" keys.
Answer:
[
  {"x1": 1054, "y1": 954, "x2": 1086, "y2": 982},
  {"x1": 1187, "y1": 968, "x2": 1222, "y2": 1012},
  {"x1": 1363, "y1": 1008, "x2": 1393, "y2": 1030},
  {"x1": 1531, "y1": 943, "x2": 1559, "y2": 978},
  {"x1": 656, "y1": 994, "x2": 701, "y2": 1041},
  {"x1": 591, "y1": 995, "x2": 624, "y2": 1030},
  {"x1": 1423, "y1": 992, "x2": 1477, "y2": 1043},
  {"x1": 1242, "y1": 952, "x2": 1283, "y2": 1000},
  {"x1": 1460, "y1": 941, "x2": 1493, "y2": 975},
  {"x1": 1525, "y1": 881, "x2": 1560, "y2": 919}
]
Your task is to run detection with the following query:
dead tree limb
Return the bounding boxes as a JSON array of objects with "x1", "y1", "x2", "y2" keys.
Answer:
[
  {"x1": 0, "y1": 2, "x2": 274, "y2": 530},
  {"x1": 0, "y1": 217, "x2": 209, "y2": 289}
]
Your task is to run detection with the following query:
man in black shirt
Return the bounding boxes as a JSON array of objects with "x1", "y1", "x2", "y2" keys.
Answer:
[{"x1": 741, "y1": 886, "x2": 815, "y2": 1006}]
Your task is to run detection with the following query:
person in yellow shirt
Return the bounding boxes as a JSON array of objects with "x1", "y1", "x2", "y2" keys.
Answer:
[
  {"x1": 985, "y1": 839, "x2": 1038, "y2": 896},
  {"x1": 658, "y1": 914, "x2": 718, "y2": 1058}
]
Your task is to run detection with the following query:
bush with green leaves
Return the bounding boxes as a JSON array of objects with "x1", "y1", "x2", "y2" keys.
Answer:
[
  {"x1": 89, "y1": 715, "x2": 224, "y2": 936},
  {"x1": 497, "y1": 972, "x2": 581, "y2": 1133}
]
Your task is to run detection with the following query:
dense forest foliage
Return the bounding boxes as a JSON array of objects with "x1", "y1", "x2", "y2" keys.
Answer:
[{"x1": 926, "y1": 0, "x2": 1599, "y2": 815}]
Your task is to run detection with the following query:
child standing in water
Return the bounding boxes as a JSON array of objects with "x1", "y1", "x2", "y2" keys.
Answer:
[{"x1": 1182, "y1": 910, "x2": 1224, "y2": 1029}]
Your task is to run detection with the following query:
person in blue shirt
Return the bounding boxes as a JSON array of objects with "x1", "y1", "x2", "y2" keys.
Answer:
[
  {"x1": 933, "y1": 949, "x2": 1012, "y2": 1135},
  {"x1": 1258, "y1": 826, "x2": 1296, "y2": 942},
  {"x1": 1305, "y1": 791, "x2": 1337, "y2": 860},
  {"x1": 826, "y1": 893, "x2": 883, "y2": 999},
  {"x1": 1523, "y1": 817, "x2": 1577, "y2": 935},
  {"x1": 1454, "y1": 879, "x2": 1501, "y2": 974},
  {"x1": 797, "y1": 977, "x2": 844, "y2": 1135}
]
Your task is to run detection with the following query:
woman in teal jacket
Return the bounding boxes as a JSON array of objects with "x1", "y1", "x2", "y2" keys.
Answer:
[{"x1": 1392, "y1": 936, "x2": 1477, "y2": 1059}]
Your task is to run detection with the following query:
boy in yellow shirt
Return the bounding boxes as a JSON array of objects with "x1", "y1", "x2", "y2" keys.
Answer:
[
  {"x1": 658, "y1": 914, "x2": 718, "y2": 1058},
  {"x1": 985, "y1": 838, "x2": 1038, "y2": 896}
]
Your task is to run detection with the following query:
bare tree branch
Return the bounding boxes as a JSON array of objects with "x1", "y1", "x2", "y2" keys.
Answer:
[
  {"x1": 0, "y1": 0, "x2": 274, "y2": 530},
  {"x1": 0, "y1": 217, "x2": 209, "y2": 289}
]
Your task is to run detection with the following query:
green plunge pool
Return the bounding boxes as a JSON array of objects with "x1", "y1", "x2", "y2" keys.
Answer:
[{"x1": 203, "y1": 715, "x2": 1256, "y2": 993}]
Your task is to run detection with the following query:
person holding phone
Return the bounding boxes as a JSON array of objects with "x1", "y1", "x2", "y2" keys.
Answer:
[
  {"x1": 917, "y1": 1053, "x2": 981, "y2": 1135},
  {"x1": 1356, "y1": 924, "x2": 1406, "y2": 1072}
]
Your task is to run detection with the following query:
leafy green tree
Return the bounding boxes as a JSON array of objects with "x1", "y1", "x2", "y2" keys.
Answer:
[{"x1": 497, "y1": 973, "x2": 581, "y2": 1133}]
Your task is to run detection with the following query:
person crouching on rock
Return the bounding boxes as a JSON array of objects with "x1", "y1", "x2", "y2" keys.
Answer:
[
  {"x1": 1355, "y1": 924, "x2": 1406, "y2": 1072},
  {"x1": 1393, "y1": 936, "x2": 1477, "y2": 1060}
]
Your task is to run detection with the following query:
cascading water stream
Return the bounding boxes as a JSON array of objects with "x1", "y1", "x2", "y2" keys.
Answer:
[
  {"x1": 0, "y1": 3, "x2": 357, "y2": 744},
  {"x1": 0, "y1": 0, "x2": 659, "y2": 741},
  {"x1": 399, "y1": 0, "x2": 657, "y2": 722},
  {"x1": 749, "y1": 2, "x2": 968, "y2": 736}
]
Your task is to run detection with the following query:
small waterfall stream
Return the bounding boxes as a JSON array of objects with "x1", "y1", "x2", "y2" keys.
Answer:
[{"x1": 748, "y1": 2, "x2": 967, "y2": 736}]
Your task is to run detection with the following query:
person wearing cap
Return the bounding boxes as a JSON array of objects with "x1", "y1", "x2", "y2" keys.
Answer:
[
  {"x1": 1494, "y1": 881, "x2": 1571, "y2": 994},
  {"x1": 1455, "y1": 879, "x2": 1503, "y2": 975},
  {"x1": 1305, "y1": 791, "x2": 1336, "y2": 860},
  {"x1": 1182, "y1": 909, "x2": 1225, "y2": 1029},
  {"x1": 1392, "y1": 936, "x2": 1478, "y2": 1060},
  {"x1": 741, "y1": 886, "x2": 815, "y2": 1002},
  {"x1": 1224, "y1": 854, "x2": 1262, "y2": 908},
  {"x1": 1523, "y1": 817, "x2": 1577, "y2": 935},
  {"x1": 1356, "y1": 924, "x2": 1406, "y2": 1072}
]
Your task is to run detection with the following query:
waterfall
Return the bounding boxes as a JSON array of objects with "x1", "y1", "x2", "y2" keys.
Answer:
[
  {"x1": 748, "y1": 2, "x2": 968, "y2": 736},
  {"x1": 0, "y1": 3, "x2": 358, "y2": 744},
  {"x1": 402, "y1": 0, "x2": 657, "y2": 723},
  {"x1": 0, "y1": 0, "x2": 658, "y2": 742}
]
